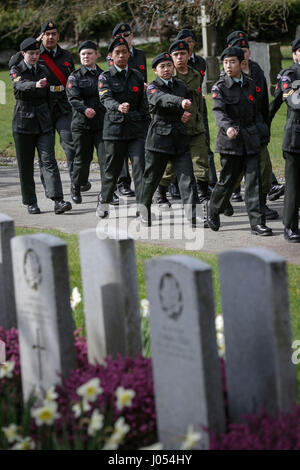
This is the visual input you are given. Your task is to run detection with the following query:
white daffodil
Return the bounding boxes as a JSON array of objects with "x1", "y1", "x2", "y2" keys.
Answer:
[
  {"x1": 31, "y1": 401, "x2": 60, "y2": 426},
  {"x1": 181, "y1": 425, "x2": 202, "y2": 450},
  {"x1": 11, "y1": 436, "x2": 35, "y2": 450},
  {"x1": 70, "y1": 287, "x2": 82, "y2": 310},
  {"x1": 0, "y1": 361, "x2": 15, "y2": 379},
  {"x1": 77, "y1": 378, "x2": 103, "y2": 402},
  {"x1": 2, "y1": 424, "x2": 20, "y2": 443},
  {"x1": 87, "y1": 409, "x2": 104, "y2": 436},
  {"x1": 139, "y1": 442, "x2": 163, "y2": 450},
  {"x1": 72, "y1": 402, "x2": 82, "y2": 419},
  {"x1": 44, "y1": 385, "x2": 58, "y2": 403},
  {"x1": 115, "y1": 386, "x2": 136, "y2": 410},
  {"x1": 103, "y1": 417, "x2": 130, "y2": 450},
  {"x1": 140, "y1": 299, "x2": 150, "y2": 318},
  {"x1": 215, "y1": 314, "x2": 224, "y2": 332}
]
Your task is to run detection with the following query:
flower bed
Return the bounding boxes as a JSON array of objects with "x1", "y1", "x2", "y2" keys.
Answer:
[{"x1": 1, "y1": 326, "x2": 300, "y2": 450}]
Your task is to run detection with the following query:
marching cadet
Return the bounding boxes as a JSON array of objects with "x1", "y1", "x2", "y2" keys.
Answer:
[
  {"x1": 207, "y1": 46, "x2": 272, "y2": 236},
  {"x1": 138, "y1": 52, "x2": 202, "y2": 227},
  {"x1": 225, "y1": 33, "x2": 279, "y2": 220},
  {"x1": 156, "y1": 40, "x2": 209, "y2": 215},
  {"x1": 8, "y1": 21, "x2": 91, "y2": 191},
  {"x1": 226, "y1": 31, "x2": 284, "y2": 205},
  {"x1": 107, "y1": 22, "x2": 148, "y2": 197},
  {"x1": 66, "y1": 41, "x2": 121, "y2": 204},
  {"x1": 175, "y1": 28, "x2": 218, "y2": 193},
  {"x1": 276, "y1": 38, "x2": 300, "y2": 242},
  {"x1": 96, "y1": 37, "x2": 147, "y2": 218},
  {"x1": 10, "y1": 38, "x2": 72, "y2": 215}
]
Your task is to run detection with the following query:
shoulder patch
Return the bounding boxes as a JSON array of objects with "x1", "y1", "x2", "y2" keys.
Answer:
[
  {"x1": 211, "y1": 84, "x2": 219, "y2": 92},
  {"x1": 281, "y1": 75, "x2": 291, "y2": 82},
  {"x1": 68, "y1": 74, "x2": 76, "y2": 81},
  {"x1": 99, "y1": 73, "x2": 108, "y2": 81}
]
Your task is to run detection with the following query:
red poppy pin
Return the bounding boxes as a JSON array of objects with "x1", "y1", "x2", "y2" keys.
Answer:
[
  {"x1": 68, "y1": 83, "x2": 72, "y2": 88},
  {"x1": 150, "y1": 88, "x2": 156, "y2": 94},
  {"x1": 239, "y1": 33, "x2": 243, "y2": 37},
  {"x1": 212, "y1": 92, "x2": 217, "y2": 98},
  {"x1": 139, "y1": 64, "x2": 145, "y2": 70},
  {"x1": 256, "y1": 86, "x2": 261, "y2": 93},
  {"x1": 200, "y1": 70, "x2": 205, "y2": 76},
  {"x1": 99, "y1": 82, "x2": 103, "y2": 88},
  {"x1": 64, "y1": 61, "x2": 70, "y2": 66},
  {"x1": 249, "y1": 95, "x2": 254, "y2": 101},
  {"x1": 275, "y1": 84, "x2": 278, "y2": 90},
  {"x1": 132, "y1": 86, "x2": 139, "y2": 92},
  {"x1": 283, "y1": 82, "x2": 288, "y2": 89},
  {"x1": 197, "y1": 87, "x2": 201, "y2": 93},
  {"x1": 12, "y1": 73, "x2": 17, "y2": 78},
  {"x1": 109, "y1": 61, "x2": 114, "y2": 66}
]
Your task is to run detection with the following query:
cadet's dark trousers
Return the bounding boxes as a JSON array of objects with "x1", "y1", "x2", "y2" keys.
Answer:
[
  {"x1": 50, "y1": 103, "x2": 76, "y2": 179},
  {"x1": 13, "y1": 131, "x2": 63, "y2": 205},
  {"x1": 117, "y1": 115, "x2": 149, "y2": 189},
  {"x1": 101, "y1": 138, "x2": 145, "y2": 203},
  {"x1": 203, "y1": 98, "x2": 217, "y2": 186},
  {"x1": 210, "y1": 153, "x2": 265, "y2": 227},
  {"x1": 72, "y1": 129, "x2": 105, "y2": 188},
  {"x1": 283, "y1": 151, "x2": 300, "y2": 230},
  {"x1": 140, "y1": 149, "x2": 199, "y2": 218}
]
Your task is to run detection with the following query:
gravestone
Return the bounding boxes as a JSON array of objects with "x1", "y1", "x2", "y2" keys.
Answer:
[
  {"x1": 146, "y1": 255, "x2": 225, "y2": 450},
  {"x1": 249, "y1": 41, "x2": 282, "y2": 95},
  {"x1": 295, "y1": 28, "x2": 300, "y2": 39},
  {"x1": 200, "y1": 5, "x2": 219, "y2": 93},
  {"x1": 219, "y1": 248, "x2": 297, "y2": 422},
  {"x1": 79, "y1": 228, "x2": 142, "y2": 364},
  {"x1": 0, "y1": 340, "x2": 5, "y2": 363},
  {"x1": 0, "y1": 213, "x2": 17, "y2": 329},
  {"x1": 11, "y1": 234, "x2": 76, "y2": 402}
]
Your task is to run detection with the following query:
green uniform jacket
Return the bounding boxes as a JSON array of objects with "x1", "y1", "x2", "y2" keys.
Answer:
[
  {"x1": 145, "y1": 77, "x2": 189, "y2": 155},
  {"x1": 212, "y1": 72, "x2": 260, "y2": 156},
  {"x1": 175, "y1": 66, "x2": 205, "y2": 135},
  {"x1": 280, "y1": 63, "x2": 300, "y2": 154},
  {"x1": 98, "y1": 66, "x2": 147, "y2": 141},
  {"x1": 66, "y1": 64, "x2": 105, "y2": 132},
  {"x1": 10, "y1": 60, "x2": 53, "y2": 134}
]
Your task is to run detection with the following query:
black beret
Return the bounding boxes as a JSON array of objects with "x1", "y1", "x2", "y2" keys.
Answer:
[
  {"x1": 226, "y1": 30, "x2": 248, "y2": 46},
  {"x1": 152, "y1": 52, "x2": 173, "y2": 69},
  {"x1": 229, "y1": 37, "x2": 249, "y2": 49},
  {"x1": 220, "y1": 46, "x2": 245, "y2": 62},
  {"x1": 176, "y1": 29, "x2": 195, "y2": 41},
  {"x1": 108, "y1": 37, "x2": 130, "y2": 53},
  {"x1": 20, "y1": 37, "x2": 40, "y2": 52},
  {"x1": 169, "y1": 39, "x2": 189, "y2": 54},
  {"x1": 291, "y1": 37, "x2": 300, "y2": 52},
  {"x1": 40, "y1": 21, "x2": 57, "y2": 34},
  {"x1": 78, "y1": 40, "x2": 97, "y2": 53},
  {"x1": 112, "y1": 23, "x2": 131, "y2": 37}
]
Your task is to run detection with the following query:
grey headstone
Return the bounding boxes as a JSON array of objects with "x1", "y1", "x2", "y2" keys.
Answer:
[
  {"x1": 219, "y1": 248, "x2": 297, "y2": 422},
  {"x1": 249, "y1": 41, "x2": 282, "y2": 95},
  {"x1": 146, "y1": 255, "x2": 225, "y2": 450},
  {"x1": 0, "y1": 214, "x2": 17, "y2": 329},
  {"x1": 79, "y1": 228, "x2": 142, "y2": 365},
  {"x1": 295, "y1": 27, "x2": 300, "y2": 39},
  {"x1": 11, "y1": 234, "x2": 76, "y2": 402},
  {"x1": 0, "y1": 340, "x2": 5, "y2": 363}
]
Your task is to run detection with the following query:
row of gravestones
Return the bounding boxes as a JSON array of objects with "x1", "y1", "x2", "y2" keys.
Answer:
[{"x1": 0, "y1": 213, "x2": 297, "y2": 449}]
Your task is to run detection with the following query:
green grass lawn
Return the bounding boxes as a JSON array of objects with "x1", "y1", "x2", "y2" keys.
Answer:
[
  {"x1": 0, "y1": 45, "x2": 294, "y2": 178},
  {"x1": 15, "y1": 227, "x2": 300, "y2": 400}
]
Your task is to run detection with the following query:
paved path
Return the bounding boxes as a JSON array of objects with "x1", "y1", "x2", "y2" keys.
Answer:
[{"x1": 1, "y1": 165, "x2": 299, "y2": 264}]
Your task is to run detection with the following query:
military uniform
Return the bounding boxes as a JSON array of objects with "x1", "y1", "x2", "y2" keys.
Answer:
[
  {"x1": 97, "y1": 62, "x2": 146, "y2": 209},
  {"x1": 209, "y1": 69, "x2": 267, "y2": 232},
  {"x1": 66, "y1": 63, "x2": 106, "y2": 192},
  {"x1": 10, "y1": 55, "x2": 66, "y2": 210},
  {"x1": 9, "y1": 31, "x2": 76, "y2": 181},
  {"x1": 140, "y1": 72, "x2": 200, "y2": 224},
  {"x1": 160, "y1": 65, "x2": 209, "y2": 195},
  {"x1": 279, "y1": 62, "x2": 300, "y2": 240}
]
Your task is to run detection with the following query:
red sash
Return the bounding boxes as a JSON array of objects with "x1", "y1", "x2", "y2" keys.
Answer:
[{"x1": 40, "y1": 52, "x2": 67, "y2": 88}]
